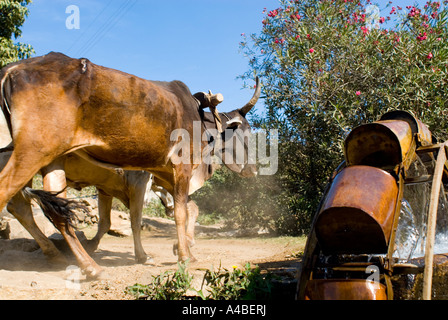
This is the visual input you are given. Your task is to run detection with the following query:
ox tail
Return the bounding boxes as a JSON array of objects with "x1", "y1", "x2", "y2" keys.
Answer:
[
  {"x1": 0, "y1": 67, "x2": 14, "y2": 135},
  {"x1": 21, "y1": 187, "x2": 89, "y2": 229}
]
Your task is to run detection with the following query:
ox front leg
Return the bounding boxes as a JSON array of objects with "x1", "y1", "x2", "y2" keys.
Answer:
[
  {"x1": 186, "y1": 198, "x2": 199, "y2": 249},
  {"x1": 173, "y1": 167, "x2": 196, "y2": 263},
  {"x1": 173, "y1": 198, "x2": 198, "y2": 255},
  {"x1": 129, "y1": 185, "x2": 151, "y2": 264},
  {"x1": 86, "y1": 191, "x2": 112, "y2": 253}
]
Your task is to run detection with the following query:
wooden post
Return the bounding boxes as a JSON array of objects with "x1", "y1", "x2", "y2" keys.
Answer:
[{"x1": 422, "y1": 142, "x2": 448, "y2": 300}]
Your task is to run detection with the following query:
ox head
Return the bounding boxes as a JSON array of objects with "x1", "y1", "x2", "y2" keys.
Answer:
[{"x1": 196, "y1": 77, "x2": 261, "y2": 178}]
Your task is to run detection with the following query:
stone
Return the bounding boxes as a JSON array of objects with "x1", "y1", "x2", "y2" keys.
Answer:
[
  {"x1": 107, "y1": 210, "x2": 132, "y2": 238},
  {"x1": 0, "y1": 208, "x2": 59, "y2": 240}
]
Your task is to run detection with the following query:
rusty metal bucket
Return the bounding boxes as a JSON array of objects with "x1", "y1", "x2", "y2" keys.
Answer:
[
  {"x1": 380, "y1": 110, "x2": 433, "y2": 146},
  {"x1": 315, "y1": 166, "x2": 398, "y2": 254},
  {"x1": 344, "y1": 120, "x2": 413, "y2": 168},
  {"x1": 304, "y1": 279, "x2": 387, "y2": 300}
]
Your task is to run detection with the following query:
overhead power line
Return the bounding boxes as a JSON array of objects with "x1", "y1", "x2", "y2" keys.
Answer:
[
  {"x1": 74, "y1": 0, "x2": 138, "y2": 57},
  {"x1": 66, "y1": 1, "x2": 114, "y2": 55}
]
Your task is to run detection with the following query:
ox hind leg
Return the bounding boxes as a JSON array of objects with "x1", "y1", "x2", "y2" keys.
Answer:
[
  {"x1": 0, "y1": 148, "x2": 102, "y2": 278},
  {"x1": 6, "y1": 183, "x2": 67, "y2": 265},
  {"x1": 0, "y1": 151, "x2": 66, "y2": 264},
  {"x1": 40, "y1": 160, "x2": 103, "y2": 278}
]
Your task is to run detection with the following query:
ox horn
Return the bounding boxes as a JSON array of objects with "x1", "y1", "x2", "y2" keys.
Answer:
[{"x1": 240, "y1": 76, "x2": 261, "y2": 117}]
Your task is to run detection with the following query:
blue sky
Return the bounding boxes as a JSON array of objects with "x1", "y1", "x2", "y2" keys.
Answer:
[
  {"x1": 19, "y1": 0, "x2": 427, "y2": 113},
  {"x1": 20, "y1": 0, "x2": 273, "y2": 113}
]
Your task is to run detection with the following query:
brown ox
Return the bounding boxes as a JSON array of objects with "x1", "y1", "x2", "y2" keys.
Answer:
[{"x1": 0, "y1": 52, "x2": 260, "y2": 277}]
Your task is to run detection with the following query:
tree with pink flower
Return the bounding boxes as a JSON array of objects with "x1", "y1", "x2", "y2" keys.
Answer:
[{"x1": 238, "y1": 0, "x2": 448, "y2": 234}]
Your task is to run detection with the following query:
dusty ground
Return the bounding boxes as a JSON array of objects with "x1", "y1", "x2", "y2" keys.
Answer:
[{"x1": 0, "y1": 214, "x2": 305, "y2": 300}]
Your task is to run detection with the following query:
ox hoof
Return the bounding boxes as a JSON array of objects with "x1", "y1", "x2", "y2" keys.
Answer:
[
  {"x1": 83, "y1": 266, "x2": 104, "y2": 280},
  {"x1": 174, "y1": 244, "x2": 197, "y2": 263},
  {"x1": 178, "y1": 255, "x2": 197, "y2": 264},
  {"x1": 136, "y1": 255, "x2": 154, "y2": 265},
  {"x1": 173, "y1": 240, "x2": 195, "y2": 255}
]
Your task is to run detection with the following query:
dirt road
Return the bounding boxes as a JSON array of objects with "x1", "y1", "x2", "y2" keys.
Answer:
[{"x1": 0, "y1": 215, "x2": 304, "y2": 300}]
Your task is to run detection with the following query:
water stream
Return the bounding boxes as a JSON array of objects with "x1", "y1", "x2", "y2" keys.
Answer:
[{"x1": 393, "y1": 155, "x2": 448, "y2": 262}]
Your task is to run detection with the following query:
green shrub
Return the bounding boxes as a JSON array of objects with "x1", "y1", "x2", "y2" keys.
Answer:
[
  {"x1": 126, "y1": 262, "x2": 194, "y2": 300},
  {"x1": 126, "y1": 262, "x2": 274, "y2": 300}
]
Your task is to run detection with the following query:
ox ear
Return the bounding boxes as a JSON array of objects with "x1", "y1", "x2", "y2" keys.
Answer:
[{"x1": 226, "y1": 117, "x2": 243, "y2": 128}]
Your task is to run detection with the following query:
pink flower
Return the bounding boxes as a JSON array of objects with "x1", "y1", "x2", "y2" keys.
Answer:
[
  {"x1": 417, "y1": 32, "x2": 427, "y2": 41},
  {"x1": 275, "y1": 38, "x2": 285, "y2": 44},
  {"x1": 309, "y1": 48, "x2": 315, "y2": 53},
  {"x1": 379, "y1": 17, "x2": 386, "y2": 23},
  {"x1": 356, "y1": 91, "x2": 361, "y2": 96},
  {"x1": 427, "y1": 52, "x2": 433, "y2": 59},
  {"x1": 408, "y1": 7, "x2": 420, "y2": 17},
  {"x1": 268, "y1": 9, "x2": 278, "y2": 18}
]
